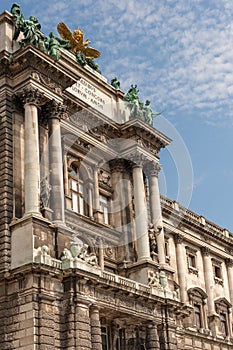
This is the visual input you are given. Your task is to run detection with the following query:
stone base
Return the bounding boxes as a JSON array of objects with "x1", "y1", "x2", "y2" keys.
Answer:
[{"x1": 126, "y1": 259, "x2": 159, "y2": 285}]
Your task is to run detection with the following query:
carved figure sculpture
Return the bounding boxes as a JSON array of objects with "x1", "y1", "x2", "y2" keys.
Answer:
[
  {"x1": 40, "y1": 176, "x2": 51, "y2": 208},
  {"x1": 45, "y1": 32, "x2": 71, "y2": 61},
  {"x1": 111, "y1": 77, "x2": 121, "y2": 90},
  {"x1": 57, "y1": 22, "x2": 100, "y2": 58}
]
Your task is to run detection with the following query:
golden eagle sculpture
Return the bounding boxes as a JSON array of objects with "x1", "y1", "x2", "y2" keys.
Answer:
[{"x1": 57, "y1": 22, "x2": 100, "y2": 59}]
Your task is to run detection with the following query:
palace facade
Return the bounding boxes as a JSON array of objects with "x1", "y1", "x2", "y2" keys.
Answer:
[{"x1": 0, "y1": 6, "x2": 233, "y2": 350}]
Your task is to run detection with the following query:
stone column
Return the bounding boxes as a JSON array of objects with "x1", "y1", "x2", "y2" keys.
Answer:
[
  {"x1": 109, "y1": 159, "x2": 125, "y2": 230},
  {"x1": 90, "y1": 306, "x2": 102, "y2": 350},
  {"x1": 93, "y1": 165, "x2": 101, "y2": 221},
  {"x1": 97, "y1": 238, "x2": 104, "y2": 270},
  {"x1": 174, "y1": 234, "x2": 187, "y2": 303},
  {"x1": 48, "y1": 100, "x2": 65, "y2": 222},
  {"x1": 226, "y1": 258, "x2": 233, "y2": 306},
  {"x1": 22, "y1": 89, "x2": 43, "y2": 216},
  {"x1": 147, "y1": 162, "x2": 166, "y2": 266},
  {"x1": 75, "y1": 299, "x2": 91, "y2": 350},
  {"x1": 146, "y1": 323, "x2": 160, "y2": 350},
  {"x1": 132, "y1": 159, "x2": 151, "y2": 261},
  {"x1": 201, "y1": 247, "x2": 215, "y2": 315},
  {"x1": 88, "y1": 182, "x2": 94, "y2": 218}
]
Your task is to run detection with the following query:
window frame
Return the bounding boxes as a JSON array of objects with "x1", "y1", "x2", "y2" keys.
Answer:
[
  {"x1": 70, "y1": 164, "x2": 88, "y2": 216},
  {"x1": 186, "y1": 246, "x2": 199, "y2": 275},
  {"x1": 212, "y1": 258, "x2": 224, "y2": 285},
  {"x1": 187, "y1": 287, "x2": 207, "y2": 331},
  {"x1": 215, "y1": 297, "x2": 232, "y2": 338}
]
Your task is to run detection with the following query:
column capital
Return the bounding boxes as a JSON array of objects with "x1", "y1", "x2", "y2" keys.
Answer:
[
  {"x1": 201, "y1": 246, "x2": 210, "y2": 256},
  {"x1": 174, "y1": 233, "x2": 184, "y2": 244},
  {"x1": 45, "y1": 99, "x2": 67, "y2": 121},
  {"x1": 129, "y1": 151, "x2": 148, "y2": 168},
  {"x1": 19, "y1": 88, "x2": 44, "y2": 107},
  {"x1": 109, "y1": 158, "x2": 125, "y2": 172},
  {"x1": 145, "y1": 161, "x2": 161, "y2": 177},
  {"x1": 226, "y1": 258, "x2": 233, "y2": 267}
]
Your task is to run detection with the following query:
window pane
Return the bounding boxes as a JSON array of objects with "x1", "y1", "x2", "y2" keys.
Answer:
[
  {"x1": 188, "y1": 254, "x2": 195, "y2": 267},
  {"x1": 220, "y1": 313, "x2": 227, "y2": 336},
  {"x1": 194, "y1": 304, "x2": 201, "y2": 328},
  {"x1": 72, "y1": 193, "x2": 78, "y2": 212},
  {"x1": 79, "y1": 196, "x2": 84, "y2": 215},
  {"x1": 79, "y1": 183, "x2": 84, "y2": 194},
  {"x1": 103, "y1": 206, "x2": 109, "y2": 225},
  {"x1": 71, "y1": 179, "x2": 78, "y2": 191}
]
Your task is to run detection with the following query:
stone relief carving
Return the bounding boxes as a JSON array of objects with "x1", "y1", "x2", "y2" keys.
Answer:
[
  {"x1": 40, "y1": 175, "x2": 51, "y2": 208},
  {"x1": 61, "y1": 239, "x2": 98, "y2": 268}
]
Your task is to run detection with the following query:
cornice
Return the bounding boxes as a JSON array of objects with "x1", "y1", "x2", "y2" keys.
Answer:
[
  {"x1": 161, "y1": 195, "x2": 233, "y2": 247},
  {"x1": 1, "y1": 45, "x2": 77, "y2": 89}
]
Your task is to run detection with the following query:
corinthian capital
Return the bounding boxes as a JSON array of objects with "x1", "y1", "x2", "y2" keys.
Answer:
[
  {"x1": 127, "y1": 151, "x2": 148, "y2": 168},
  {"x1": 145, "y1": 161, "x2": 161, "y2": 177},
  {"x1": 47, "y1": 99, "x2": 66, "y2": 120},
  {"x1": 174, "y1": 233, "x2": 184, "y2": 244},
  {"x1": 19, "y1": 88, "x2": 44, "y2": 107},
  {"x1": 201, "y1": 246, "x2": 210, "y2": 256}
]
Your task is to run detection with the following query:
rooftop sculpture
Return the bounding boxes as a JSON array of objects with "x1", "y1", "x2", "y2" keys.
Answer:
[
  {"x1": 124, "y1": 84, "x2": 160, "y2": 125},
  {"x1": 57, "y1": 22, "x2": 100, "y2": 59},
  {"x1": 10, "y1": 3, "x2": 100, "y2": 70}
]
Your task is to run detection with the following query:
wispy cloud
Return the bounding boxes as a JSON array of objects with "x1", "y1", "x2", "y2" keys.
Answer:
[{"x1": 2, "y1": 0, "x2": 233, "y2": 124}]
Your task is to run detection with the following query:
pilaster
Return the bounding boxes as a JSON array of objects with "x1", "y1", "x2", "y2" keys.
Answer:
[
  {"x1": 75, "y1": 298, "x2": 92, "y2": 350},
  {"x1": 146, "y1": 322, "x2": 160, "y2": 349},
  {"x1": 201, "y1": 246, "x2": 215, "y2": 315},
  {"x1": 174, "y1": 233, "x2": 187, "y2": 303},
  {"x1": 90, "y1": 306, "x2": 102, "y2": 350}
]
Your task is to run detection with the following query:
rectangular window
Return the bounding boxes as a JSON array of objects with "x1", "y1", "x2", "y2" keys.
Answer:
[
  {"x1": 71, "y1": 178, "x2": 84, "y2": 215},
  {"x1": 100, "y1": 194, "x2": 109, "y2": 225},
  {"x1": 220, "y1": 313, "x2": 228, "y2": 337},
  {"x1": 214, "y1": 265, "x2": 222, "y2": 279},
  {"x1": 188, "y1": 254, "x2": 196, "y2": 267},
  {"x1": 101, "y1": 326, "x2": 108, "y2": 350},
  {"x1": 194, "y1": 304, "x2": 202, "y2": 328}
]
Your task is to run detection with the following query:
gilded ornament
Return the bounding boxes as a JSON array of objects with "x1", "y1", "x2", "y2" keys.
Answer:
[{"x1": 57, "y1": 22, "x2": 100, "y2": 59}]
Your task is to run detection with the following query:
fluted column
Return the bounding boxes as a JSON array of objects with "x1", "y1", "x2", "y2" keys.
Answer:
[
  {"x1": 174, "y1": 234, "x2": 187, "y2": 303},
  {"x1": 48, "y1": 100, "x2": 65, "y2": 222},
  {"x1": 201, "y1": 247, "x2": 215, "y2": 315},
  {"x1": 90, "y1": 306, "x2": 102, "y2": 350},
  {"x1": 22, "y1": 89, "x2": 43, "y2": 215},
  {"x1": 132, "y1": 158, "x2": 151, "y2": 261},
  {"x1": 147, "y1": 161, "x2": 166, "y2": 266}
]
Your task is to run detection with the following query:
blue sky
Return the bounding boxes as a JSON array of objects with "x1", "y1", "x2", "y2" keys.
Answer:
[{"x1": 1, "y1": 0, "x2": 233, "y2": 231}]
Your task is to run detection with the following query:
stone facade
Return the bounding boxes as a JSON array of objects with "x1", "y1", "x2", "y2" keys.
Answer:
[{"x1": 0, "y1": 8, "x2": 233, "y2": 350}]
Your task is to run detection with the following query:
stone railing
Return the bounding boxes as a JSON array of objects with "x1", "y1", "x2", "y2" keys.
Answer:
[
  {"x1": 34, "y1": 246, "x2": 177, "y2": 301},
  {"x1": 160, "y1": 194, "x2": 232, "y2": 239}
]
